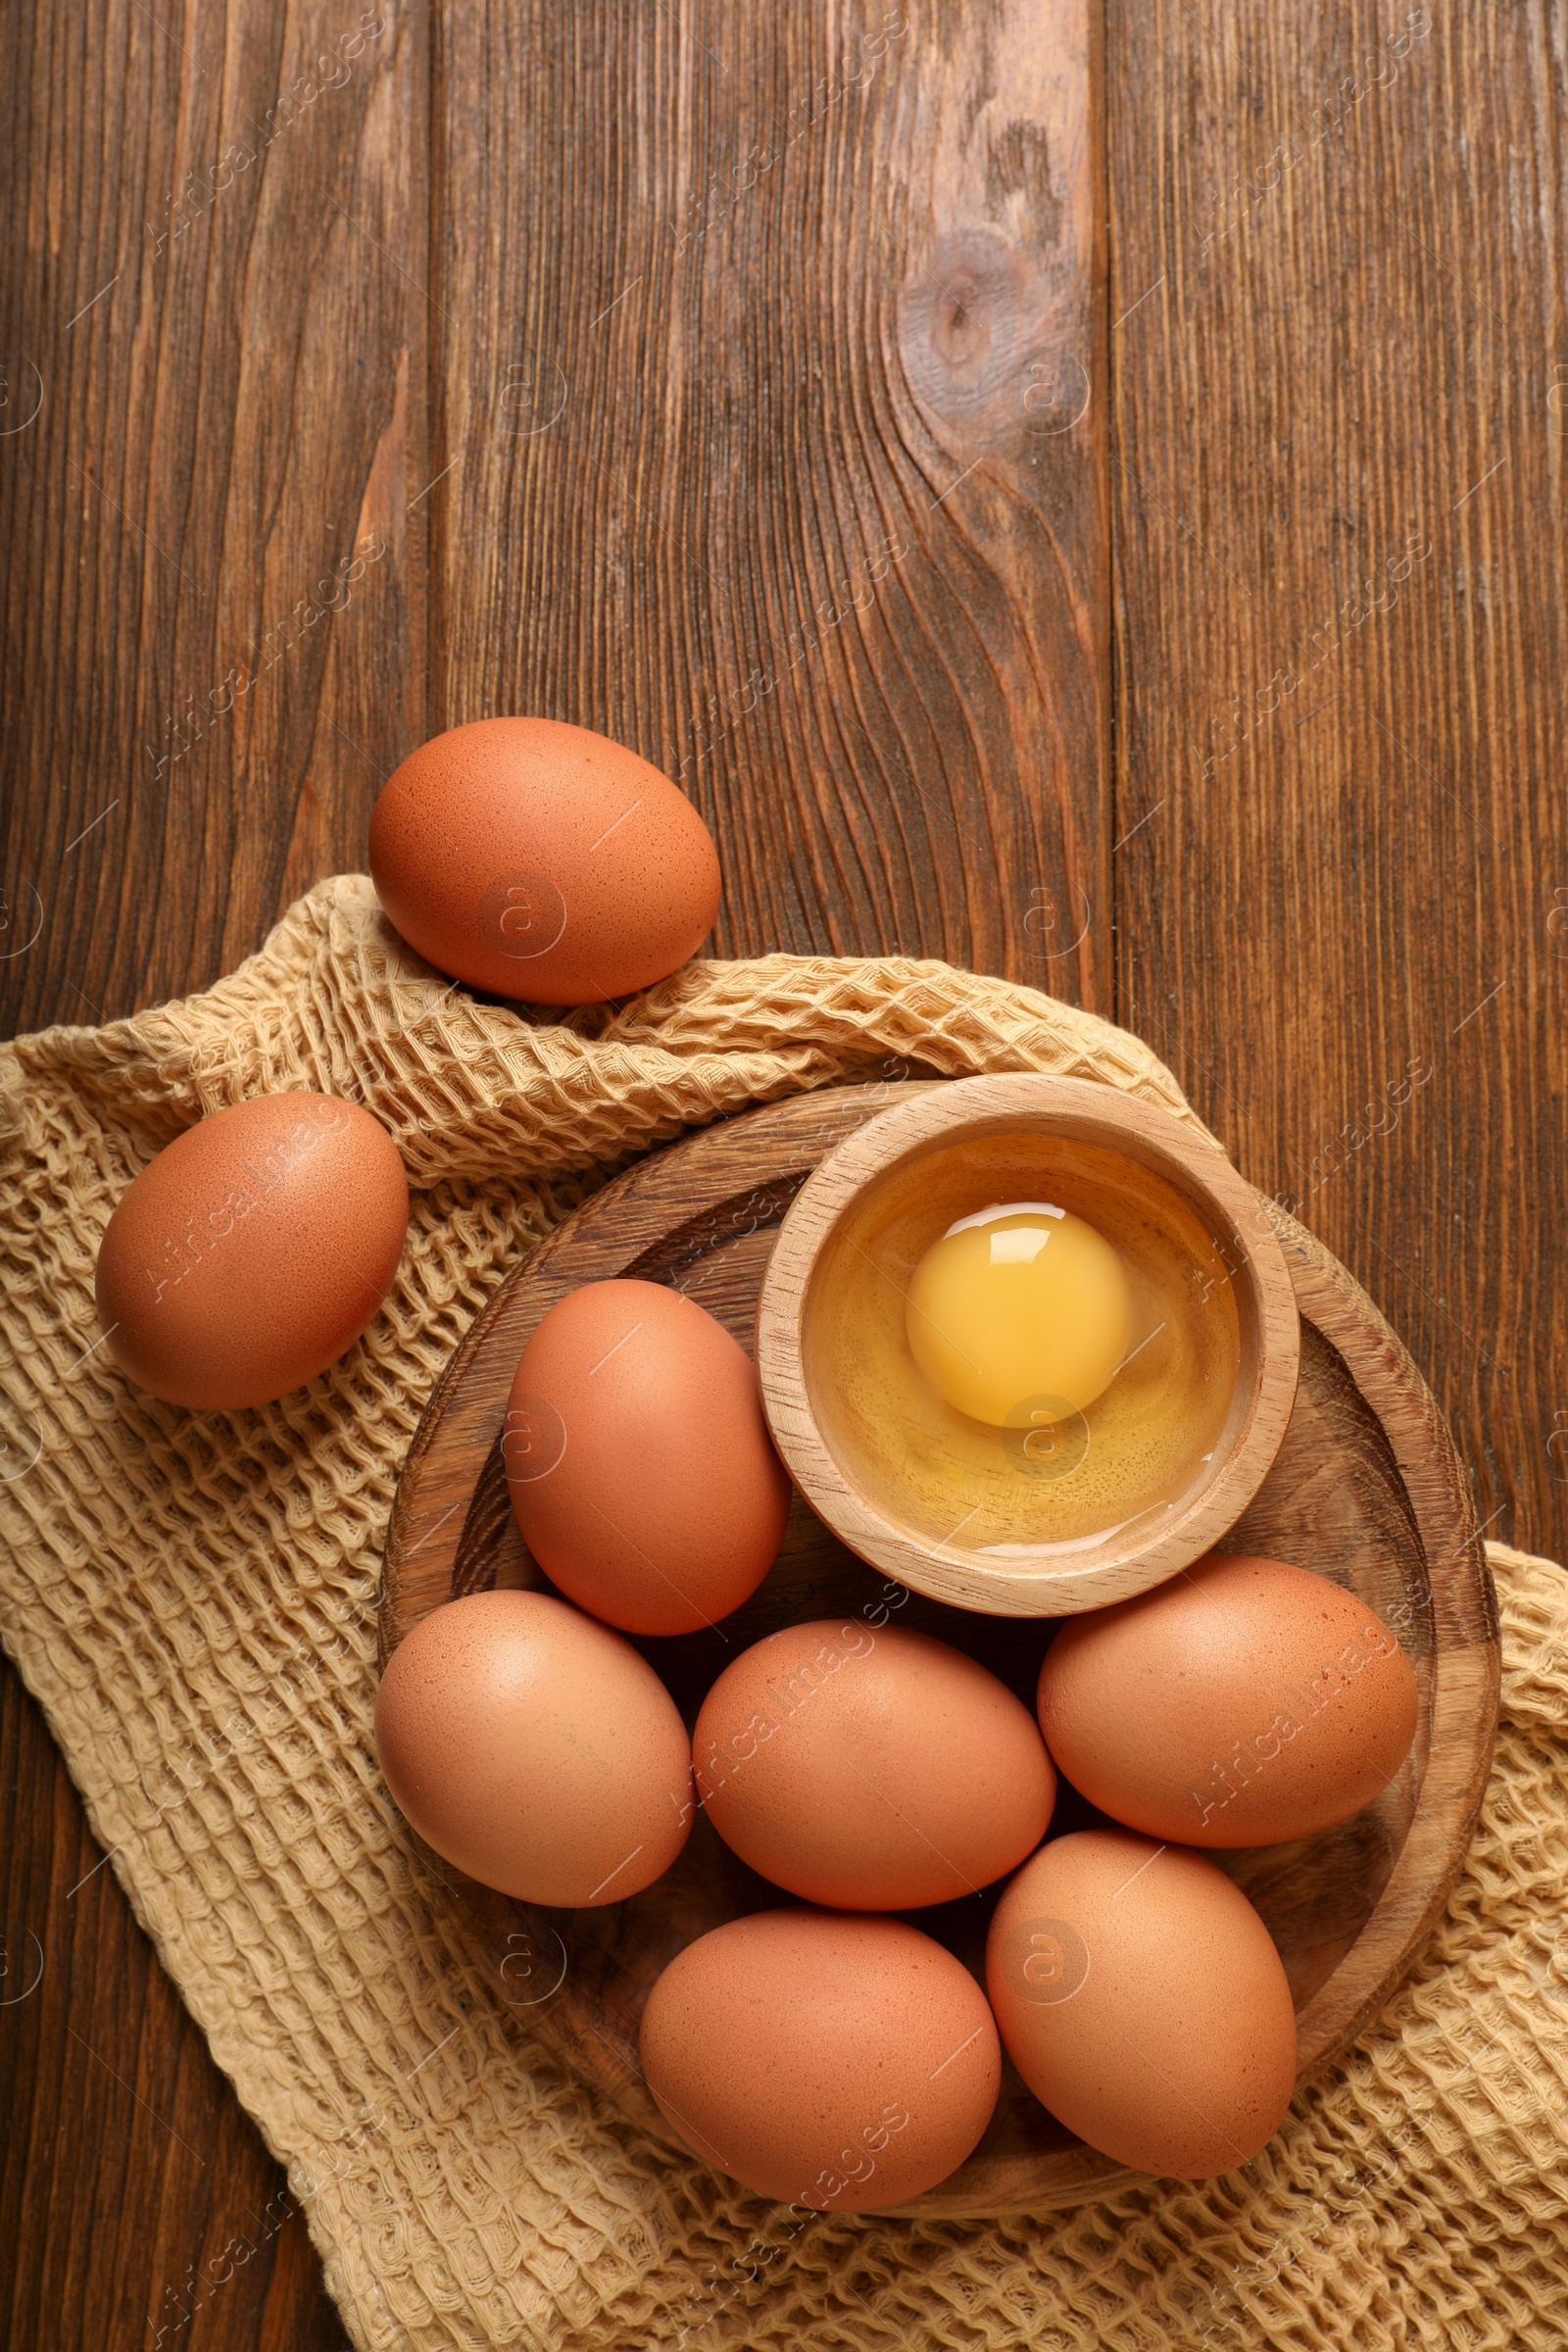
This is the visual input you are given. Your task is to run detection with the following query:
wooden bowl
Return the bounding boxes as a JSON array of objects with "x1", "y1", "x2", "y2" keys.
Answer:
[
  {"x1": 755, "y1": 1073, "x2": 1301, "y2": 1616},
  {"x1": 380, "y1": 1082, "x2": 1498, "y2": 2216}
]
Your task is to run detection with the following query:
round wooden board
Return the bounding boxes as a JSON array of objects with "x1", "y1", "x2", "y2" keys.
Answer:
[{"x1": 381, "y1": 1083, "x2": 1500, "y2": 2217}]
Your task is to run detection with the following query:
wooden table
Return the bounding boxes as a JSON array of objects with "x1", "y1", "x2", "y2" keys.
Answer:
[{"x1": 1, "y1": 3, "x2": 1561, "y2": 2344}]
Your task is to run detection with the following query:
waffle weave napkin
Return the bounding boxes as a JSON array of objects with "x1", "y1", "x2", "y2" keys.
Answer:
[{"x1": 1, "y1": 873, "x2": 1563, "y2": 2352}]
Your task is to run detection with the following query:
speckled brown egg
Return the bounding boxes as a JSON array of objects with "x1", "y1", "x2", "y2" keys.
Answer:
[
  {"x1": 367, "y1": 715, "x2": 721, "y2": 1003},
  {"x1": 987, "y1": 1830, "x2": 1298, "y2": 2179},
  {"x1": 505, "y1": 1279, "x2": 792, "y2": 1637},
  {"x1": 640, "y1": 1908, "x2": 1001, "y2": 2208},
  {"x1": 1036, "y1": 1551, "x2": 1420, "y2": 1847},
  {"x1": 94, "y1": 1093, "x2": 409, "y2": 1410},
  {"x1": 694, "y1": 1620, "x2": 1055, "y2": 1908},
  {"x1": 374, "y1": 1590, "x2": 692, "y2": 1906}
]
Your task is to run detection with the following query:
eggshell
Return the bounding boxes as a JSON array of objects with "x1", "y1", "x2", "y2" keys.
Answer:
[
  {"x1": 640, "y1": 1908, "x2": 1001, "y2": 2208},
  {"x1": 368, "y1": 715, "x2": 721, "y2": 1003},
  {"x1": 694, "y1": 1620, "x2": 1055, "y2": 1908},
  {"x1": 505, "y1": 1279, "x2": 792, "y2": 1636},
  {"x1": 1037, "y1": 1551, "x2": 1420, "y2": 1846},
  {"x1": 94, "y1": 1093, "x2": 409, "y2": 1410},
  {"x1": 374, "y1": 1590, "x2": 692, "y2": 1906},
  {"x1": 986, "y1": 1830, "x2": 1298, "y2": 2179}
]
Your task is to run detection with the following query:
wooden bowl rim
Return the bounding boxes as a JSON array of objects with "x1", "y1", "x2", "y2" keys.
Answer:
[{"x1": 754, "y1": 1071, "x2": 1302, "y2": 1617}]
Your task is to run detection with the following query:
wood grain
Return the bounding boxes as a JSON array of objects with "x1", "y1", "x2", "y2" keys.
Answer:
[
  {"x1": 0, "y1": 0, "x2": 427, "y2": 1038},
  {"x1": 1105, "y1": 0, "x2": 1567, "y2": 1588},
  {"x1": 1, "y1": 0, "x2": 1562, "y2": 2336},
  {"x1": 379, "y1": 1082, "x2": 1497, "y2": 2216},
  {"x1": 430, "y1": 0, "x2": 1109, "y2": 1004},
  {"x1": 755, "y1": 1071, "x2": 1300, "y2": 1613}
]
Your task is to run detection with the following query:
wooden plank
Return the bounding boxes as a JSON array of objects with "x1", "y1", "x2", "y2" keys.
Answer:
[
  {"x1": 0, "y1": 0, "x2": 427, "y2": 1037},
  {"x1": 0, "y1": 2, "x2": 428, "y2": 2346},
  {"x1": 1106, "y1": 0, "x2": 1568, "y2": 1573},
  {"x1": 431, "y1": 0, "x2": 1110, "y2": 1005}
]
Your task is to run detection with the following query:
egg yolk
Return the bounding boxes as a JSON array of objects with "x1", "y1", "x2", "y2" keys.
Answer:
[{"x1": 905, "y1": 1201, "x2": 1134, "y2": 1429}]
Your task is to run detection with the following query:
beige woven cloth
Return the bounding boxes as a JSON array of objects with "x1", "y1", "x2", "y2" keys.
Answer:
[{"x1": 2, "y1": 872, "x2": 1564, "y2": 2352}]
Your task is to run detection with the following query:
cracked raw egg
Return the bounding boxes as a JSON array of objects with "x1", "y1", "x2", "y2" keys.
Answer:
[{"x1": 906, "y1": 1200, "x2": 1134, "y2": 1428}]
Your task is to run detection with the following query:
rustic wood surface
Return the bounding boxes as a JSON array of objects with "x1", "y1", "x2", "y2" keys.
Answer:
[
  {"x1": 0, "y1": 0, "x2": 1561, "y2": 2338},
  {"x1": 379, "y1": 1081, "x2": 1496, "y2": 2216}
]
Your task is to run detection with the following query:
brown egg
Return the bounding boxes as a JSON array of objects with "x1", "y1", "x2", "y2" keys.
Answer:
[
  {"x1": 94, "y1": 1093, "x2": 408, "y2": 1410},
  {"x1": 1037, "y1": 1551, "x2": 1420, "y2": 1846},
  {"x1": 367, "y1": 715, "x2": 721, "y2": 1004},
  {"x1": 506, "y1": 1279, "x2": 792, "y2": 1637},
  {"x1": 640, "y1": 1908, "x2": 1000, "y2": 2208},
  {"x1": 987, "y1": 1830, "x2": 1298, "y2": 2179},
  {"x1": 694, "y1": 1620, "x2": 1055, "y2": 1908},
  {"x1": 374, "y1": 1590, "x2": 692, "y2": 1906}
]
